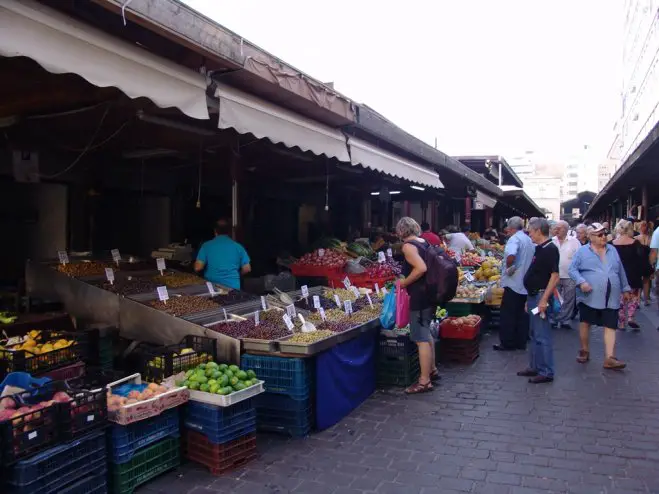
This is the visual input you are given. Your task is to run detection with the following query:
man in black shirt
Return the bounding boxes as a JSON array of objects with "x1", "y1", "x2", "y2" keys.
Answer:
[{"x1": 517, "y1": 217, "x2": 560, "y2": 384}]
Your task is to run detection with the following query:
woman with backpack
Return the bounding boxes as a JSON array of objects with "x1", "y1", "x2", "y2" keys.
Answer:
[{"x1": 395, "y1": 217, "x2": 439, "y2": 394}]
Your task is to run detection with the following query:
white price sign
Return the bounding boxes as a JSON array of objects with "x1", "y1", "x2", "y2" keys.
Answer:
[
  {"x1": 157, "y1": 286, "x2": 169, "y2": 302},
  {"x1": 318, "y1": 248, "x2": 325, "y2": 257},
  {"x1": 254, "y1": 310, "x2": 260, "y2": 326},
  {"x1": 375, "y1": 283, "x2": 380, "y2": 295},
  {"x1": 156, "y1": 257, "x2": 166, "y2": 274},
  {"x1": 464, "y1": 272, "x2": 474, "y2": 282},
  {"x1": 286, "y1": 304, "x2": 296, "y2": 318},
  {"x1": 105, "y1": 268, "x2": 115, "y2": 285},
  {"x1": 351, "y1": 286, "x2": 361, "y2": 298},
  {"x1": 378, "y1": 251, "x2": 386, "y2": 263},
  {"x1": 313, "y1": 295, "x2": 321, "y2": 309},
  {"x1": 366, "y1": 293, "x2": 373, "y2": 307},
  {"x1": 223, "y1": 308, "x2": 228, "y2": 321},
  {"x1": 57, "y1": 250, "x2": 69, "y2": 265},
  {"x1": 282, "y1": 314, "x2": 295, "y2": 331},
  {"x1": 111, "y1": 249, "x2": 121, "y2": 264},
  {"x1": 319, "y1": 307, "x2": 327, "y2": 321},
  {"x1": 334, "y1": 295, "x2": 341, "y2": 307},
  {"x1": 261, "y1": 296, "x2": 267, "y2": 310},
  {"x1": 301, "y1": 285, "x2": 309, "y2": 298},
  {"x1": 343, "y1": 299, "x2": 353, "y2": 315},
  {"x1": 343, "y1": 276, "x2": 352, "y2": 289},
  {"x1": 386, "y1": 248, "x2": 393, "y2": 258},
  {"x1": 206, "y1": 282, "x2": 216, "y2": 295}
]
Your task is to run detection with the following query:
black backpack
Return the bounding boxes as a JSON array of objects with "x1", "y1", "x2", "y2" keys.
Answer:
[{"x1": 406, "y1": 241, "x2": 459, "y2": 306}]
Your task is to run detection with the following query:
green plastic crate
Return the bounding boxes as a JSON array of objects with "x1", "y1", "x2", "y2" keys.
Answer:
[
  {"x1": 111, "y1": 435, "x2": 180, "y2": 494},
  {"x1": 446, "y1": 302, "x2": 473, "y2": 317}
]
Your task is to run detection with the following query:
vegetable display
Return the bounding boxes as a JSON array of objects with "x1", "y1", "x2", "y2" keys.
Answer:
[
  {"x1": 294, "y1": 249, "x2": 346, "y2": 269},
  {"x1": 149, "y1": 295, "x2": 219, "y2": 316},
  {"x1": 177, "y1": 362, "x2": 258, "y2": 395}
]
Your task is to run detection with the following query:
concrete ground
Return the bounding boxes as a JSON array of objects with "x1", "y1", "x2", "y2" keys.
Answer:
[{"x1": 141, "y1": 306, "x2": 659, "y2": 494}]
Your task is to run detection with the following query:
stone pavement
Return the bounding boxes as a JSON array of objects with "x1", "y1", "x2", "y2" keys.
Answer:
[{"x1": 142, "y1": 306, "x2": 659, "y2": 494}]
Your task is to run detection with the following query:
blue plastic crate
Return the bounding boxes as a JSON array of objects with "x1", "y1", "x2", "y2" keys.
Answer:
[
  {"x1": 57, "y1": 467, "x2": 107, "y2": 494},
  {"x1": 184, "y1": 413, "x2": 256, "y2": 445},
  {"x1": 5, "y1": 430, "x2": 107, "y2": 494},
  {"x1": 109, "y1": 408, "x2": 180, "y2": 464},
  {"x1": 241, "y1": 354, "x2": 313, "y2": 398},
  {"x1": 257, "y1": 406, "x2": 313, "y2": 438},
  {"x1": 255, "y1": 392, "x2": 312, "y2": 412},
  {"x1": 185, "y1": 398, "x2": 255, "y2": 431}
]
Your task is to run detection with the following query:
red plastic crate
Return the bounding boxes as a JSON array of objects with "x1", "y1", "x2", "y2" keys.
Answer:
[
  {"x1": 183, "y1": 429, "x2": 256, "y2": 475},
  {"x1": 290, "y1": 264, "x2": 344, "y2": 278},
  {"x1": 440, "y1": 316, "x2": 482, "y2": 340}
]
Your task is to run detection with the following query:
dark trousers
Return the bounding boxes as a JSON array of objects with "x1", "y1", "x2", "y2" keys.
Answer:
[{"x1": 499, "y1": 287, "x2": 529, "y2": 349}]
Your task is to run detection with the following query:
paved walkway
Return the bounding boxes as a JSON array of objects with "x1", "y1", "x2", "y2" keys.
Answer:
[{"x1": 142, "y1": 306, "x2": 659, "y2": 494}]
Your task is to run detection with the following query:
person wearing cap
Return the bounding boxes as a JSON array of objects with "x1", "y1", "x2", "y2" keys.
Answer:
[{"x1": 568, "y1": 222, "x2": 631, "y2": 369}]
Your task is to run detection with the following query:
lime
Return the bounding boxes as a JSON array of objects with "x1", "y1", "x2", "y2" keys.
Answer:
[
  {"x1": 207, "y1": 362, "x2": 219, "y2": 369},
  {"x1": 200, "y1": 383, "x2": 210, "y2": 392},
  {"x1": 230, "y1": 376, "x2": 239, "y2": 386},
  {"x1": 246, "y1": 370, "x2": 256, "y2": 379},
  {"x1": 207, "y1": 379, "x2": 217, "y2": 386},
  {"x1": 188, "y1": 381, "x2": 200, "y2": 390},
  {"x1": 211, "y1": 370, "x2": 221, "y2": 379},
  {"x1": 188, "y1": 374, "x2": 199, "y2": 382},
  {"x1": 229, "y1": 364, "x2": 240, "y2": 373},
  {"x1": 196, "y1": 375, "x2": 208, "y2": 384},
  {"x1": 205, "y1": 368, "x2": 214, "y2": 377},
  {"x1": 223, "y1": 386, "x2": 234, "y2": 395},
  {"x1": 233, "y1": 382, "x2": 245, "y2": 391},
  {"x1": 199, "y1": 363, "x2": 207, "y2": 370},
  {"x1": 236, "y1": 370, "x2": 248, "y2": 381},
  {"x1": 185, "y1": 370, "x2": 194, "y2": 378},
  {"x1": 209, "y1": 384, "x2": 219, "y2": 394},
  {"x1": 219, "y1": 375, "x2": 229, "y2": 387},
  {"x1": 217, "y1": 387, "x2": 230, "y2": 395},
  {"x1": 218, "y1": 364, "x2": 229, "y2": 371},
  {"x1": 224, "y1": 370, "x2": 234, "y2": 379}
]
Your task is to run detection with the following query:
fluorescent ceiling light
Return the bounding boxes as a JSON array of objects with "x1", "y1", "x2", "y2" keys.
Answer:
[
  {"x1": 410, "y1": 185, "x2": 425, "y2": 191},
  {"x1": 370, "y1": 192, "x2": 380, "y2": 196},
  {"x1": 390, "y1": 191, "x2": 401, "y2": 195}
]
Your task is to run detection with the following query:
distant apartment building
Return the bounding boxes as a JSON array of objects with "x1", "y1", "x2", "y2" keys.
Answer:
[
  {"x1": 521, "y1": 176, "x2": 562, "y2": 221},
  {"x1": 598, "y1": 158, "x2": 619, "y2": 190}
]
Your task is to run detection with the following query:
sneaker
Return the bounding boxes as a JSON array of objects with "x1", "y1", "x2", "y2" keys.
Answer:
[{"x1": 603, "y1": 357, "x2": 626, "y2": 370}]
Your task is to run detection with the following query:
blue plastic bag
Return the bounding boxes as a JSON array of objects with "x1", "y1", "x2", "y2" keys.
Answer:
[{"x1": 380, "y1": 289, "x2": 396, "y2": 329}]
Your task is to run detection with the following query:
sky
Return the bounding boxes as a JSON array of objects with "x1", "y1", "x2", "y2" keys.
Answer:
[{"x1": 183, "y1": 0, "x2": 622, "y2": 163}]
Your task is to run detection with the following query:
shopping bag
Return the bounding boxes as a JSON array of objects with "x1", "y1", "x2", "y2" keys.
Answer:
[
  {"x1": 395, "y1": 281, "x2": 410, "y2": 328},
  {"x1": 380, "y1": 290, "x2": 396, "y2": 329}
]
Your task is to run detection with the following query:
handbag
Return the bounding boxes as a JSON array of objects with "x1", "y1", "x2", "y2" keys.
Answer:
[
  {"x1": 379, "y1": 290, "x2": 396, "y2": 329},
  {"x1": 395, "y1": 281, "x2": 411, "y2": 328}
]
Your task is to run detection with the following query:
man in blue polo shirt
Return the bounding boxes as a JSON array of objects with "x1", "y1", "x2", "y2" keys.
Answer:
[{"x1": 194, "y1": 219, "x2": 251, "y2": 289}]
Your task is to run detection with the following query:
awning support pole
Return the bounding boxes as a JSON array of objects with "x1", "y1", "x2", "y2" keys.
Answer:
[
  {"x1": 498, "y1": 162, "x2": 502, "y2": 187},
  {"x1": 642, "y1": 185, "x2": 648, "y2": 221}
]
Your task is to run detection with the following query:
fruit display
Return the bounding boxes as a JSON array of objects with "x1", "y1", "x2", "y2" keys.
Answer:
[
  {"x1": 176, "y1": 362, "x2": 258, "y2": 395},
  {"x1": 347, "y1": 242, "x2": 374, "y2": 259},
  {"x1": 91, "y1": 277, "x2": 158, "y2": 296},
  {"x1": 323, "y1": 288, "x2": 358, "y2": 301},
  {"x1": 294, "y1": 296, "x2": 335, "y2": 312},
  {"x1": 454, "y1": 285, "x2": 487, "y2": 301},
  {"x1": 286, "y1": 330, "x2": 335, "y2": 344},
  {"x1": 0, "y1": 312, "x2": 17, "y2": 325},
  {"x1": 440, "y1": 315, "x2": 482, "y2": 340},
  {"x1": 459, "y1": 252, "x2": 484, "y2": 267},
  {"x1": 207, "y1": 319, "x2": 256, "y2": 338},
  {"x1": 149, "y1": 295, "x2": 219, "y2": 317},
  {"x1": 57, "y1": 261, "x2": 112, "y2": 277},
  {"x1": 153, "y1": 272, "x2": 205, "y2": 288},
  {"x1": 306, "y1": 308, "x2": 348, "y2": 324},
  {"x1": 311, "y1": 237, "x2": 344, "y2": 250},
  {"x1": 293, "y1": 249, "x2": 346, "y2": 269},
  {"x1": 146, "y1": 349, "x2": 212, "y2": 371},
  {"x1": 0, "y1": 392, "x2": 65, "y2": 422},
  {"x1": 106, "y1": 382, "x2": 171, "y2": 412},
  {"x1": 210, "y1": 290, "x2": 258, "y2": 305},
  {"x1": 364, "y1": 262, "x2": 398, "y2": 279},
  {"x1": 315, "y1": 320, "x2": 353, "y2": 333},
  {"x1": 474, "y1": 259, "x2": 501, "y2": 282}
]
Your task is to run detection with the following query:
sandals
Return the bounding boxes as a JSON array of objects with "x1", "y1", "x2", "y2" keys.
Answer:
[
  {"x1": 604, "y1": 357, "x2": 626, "y2": 370},
  {"x1": 405, "y1": 381, "x2": 434, "y2": 394},
  {"x1": 430, "y1": 370, "x2": 441, "y2": 382},
  {"x1": 576, "y1": 350, "x2": 590, "y2": 364}
]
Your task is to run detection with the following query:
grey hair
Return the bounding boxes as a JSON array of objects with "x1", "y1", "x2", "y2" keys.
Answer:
[
  {"x1": 528, "y1": 217, "x2": 550, "y2": 236},
  {"x1": 507, "y1": 216, "x2": 524, "y2": 231},
  {"x1": 575, "y1": 223, "x2": 587, "y2": 232},
  {"x1": 555, "y1": 220, "x2": 569, "y2": 231},
  {"x1": 615, "y1": 219, "x2": 634, "y2": 237},
  {"x1": 395, "y1": 217, "x2": 421, "y2": 238}
]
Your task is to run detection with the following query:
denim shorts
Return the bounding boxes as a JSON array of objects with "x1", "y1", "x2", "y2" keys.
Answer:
[{"x1": 409, "y1": 308, "x2": 434, "y2": 343}]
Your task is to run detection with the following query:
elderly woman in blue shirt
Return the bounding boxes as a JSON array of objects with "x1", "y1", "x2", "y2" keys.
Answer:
[{"x1": 568, "y1": 222, "x2": 631, "y2": 370}]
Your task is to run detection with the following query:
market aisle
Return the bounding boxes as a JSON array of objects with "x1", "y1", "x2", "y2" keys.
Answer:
[{"x1": 143, "y1": 307, "x2": 659, "y2": 494}]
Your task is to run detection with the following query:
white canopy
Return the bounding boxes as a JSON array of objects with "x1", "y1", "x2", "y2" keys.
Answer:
[
  {"x1": 215, "y1": 83, "x2": 350, "y2": 162},
  {"x1": 475, "y1": 190, "x2": 497, "y2": 208},
  {"x1": 348, "y1": 137, "x2": 443, "y2": 189},
  {"x1": 0, "y1": 0, "x2": 209, "y2": 120}
]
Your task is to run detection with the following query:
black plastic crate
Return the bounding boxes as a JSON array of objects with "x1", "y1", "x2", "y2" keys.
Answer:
[
  {"x1": 377, "y1": 334, "x2": 417, "y2": 361},
  {"x1": 139, "y1": 335, "x2": 217, "y2": 383},
  {"x1": 377, "y1": 353, "x2": 420, "y2": 387}
]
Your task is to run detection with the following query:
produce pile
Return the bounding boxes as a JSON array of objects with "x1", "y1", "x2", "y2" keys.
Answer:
[
  {"x1": 149, "y1": 295, "x2": 219, "y2": 316},
  {"x1": 57, "y1": 262, "x2": 112, "y2": 277},
  {"x1": 206, "y1": 310, "x2": 297, "y2": 341},
  {"x1": 91, "y1": 277, "x2": 158, "y2": 296},
  {"x1": 454, "y1": 285, "x2": 487, "y2": 300},
  {"x1": 0, "y1": 388, "x2": 91, "y2": 423},
  {"x1": 176, "y1": 362, "x2": 258, "y2": 395},
  {"x1": 153, "y1": 272, "x2": 205, "y2": 288},
  {"x1": 293, "y1": 249, "x2": 346, "y2": 270},
  {"x1": 106, "y1": 382, "x2": 170, "y2": 412},
  {"x1": 306, "y1": 308, "x2": 348, "y2": 324},
  {"x1": 0, "y1": 330, "x2": 76, "y2": 358},
  {"x1": 473, "y1": 259, "x2": 501, "y2": 282},
  {"x1": 206, "y1": 319, "x2": 255, "y2": 339},
  {"x1": 286, "y1": 330, "x2": 335, "y2": 344},
  {"x1": 346, "y1": 241, "x2": 374, "y2": 259},
  {"x1": 146, "y1": 347, "x2": 212, "y2": 370},
  {"x1": 324, "y1": 288, "x2": 358, "y2": 301},
  {"x1": 459, "y1": 252, "x2": 484, "y2": 267},
  {"x1": 210, "y1": 290, "x2": 257, "y2": 305},
  {"x1": 294, "y1": 296, "x2": 335, "y2": 312},
  {"x1": 0, "y1": 311, "x2": 17, "y2": 324},
  {"x1": 364, "y1": 262, "x2": 398, "y2": 279}
]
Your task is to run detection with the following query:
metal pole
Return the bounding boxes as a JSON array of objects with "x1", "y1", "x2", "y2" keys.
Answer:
[
  {"x1": 231, "y1": 179, "x2": 238, "y2": 238},
  {"x1": 642, "y1": 184, "x2": 648, "y2": 220},
  {"x1": 498, "y1": 162, "x2": 502, "y2": 187}
]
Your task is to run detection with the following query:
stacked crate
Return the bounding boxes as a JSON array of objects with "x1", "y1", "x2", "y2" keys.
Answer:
[
  {"x1": 108, "y1": 408, "x2": 181, "y2": 494},
  {"x1": 377, "y1": 333, "x2": 419, "y2": 387},
  {"x1": 241, "y1": 355, "x2": 314, "y2": 437},
  {"x1": 182, "y1": 398, "x2": 257, "y2": 474},
  {"x1": 3, "y1": 429, "x2": 108, "y2": 494},
  {"x1": 439, "y1": 317, "x2": 481, "y2": 365}
]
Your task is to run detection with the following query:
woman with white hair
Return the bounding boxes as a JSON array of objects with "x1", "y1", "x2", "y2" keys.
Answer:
[{"x1": 612, "y1": 219, "x2": 645, "y2": 330}]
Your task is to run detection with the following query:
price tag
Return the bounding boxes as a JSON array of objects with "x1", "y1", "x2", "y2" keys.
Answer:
[
  {"x1": 261, "y1": 296, "x2": 267, "y2": 310},
  {"x1": 366, "y1": 293, "x2": 373, "y2": 307},
  {"x1": 57, "y1": 250, "x2": 69, "y2": 265},
  {"x1": 319, "y1": 307, "x2": 327, "y2": 321},
  {"x1": 301, "y1": 285, "x2": 309, "y2": 298},
  {"x1": 318, "y1": 248, "x2": 325, "y2": 257},
  {"x1": 283, "y1": 314, "x2": 295, "y2": 331},
  {"x1": 343, "y1": 276, "x2": 351, "y2": 289},
  {"x1": 111, "y1": 249, "x2": 121, "y2": 264},
  {"x1": 386, "y1": 248, "x2": 393, "y2": 258},
  {"x1": 86, "y1": 414, "x2": 95, "y2": 423},
  {"x1": 464, "y1": 272, "x2": 474, "y2": 282},
  {"x1": 206, "y1": 282, "x2": 216, "y2": 295},
  {"x1": 28, "y1": 431, "x2": 37, "y2": 440},
  {"x1": 157, "y1": 286, "x2": 169, "y2": 302},
  {"x1": 344, "y1": 299, "x2": 353, "y2": 315},
  {"x1": 375, "y1": 283, "x2": 380, "y2": 295},
  {"x1": 223, "y1": 308, "x2": 228, "y2": 321},
  {"x1": 351, "y1": 286, "x2": 361, "y2": 298},
  {"x1": 378, "y1": 251, "x2": 386, "y2": 263},
  {"x1": 105, "y1": 268, "x2": 115, "y2": 285},
  {"x1": 156, "y1": 257, "x2": 166, "y2": 274},
  {"x1": 286, "y1": 304, "x2": 296, "y2": 318},
  {"x1": 254, "y1": 310, "x2": 260, "y2": 326},
  {"x1": 334, "y1": 295, "x2": 341, "y2": 307},
  {"x1": 313, "y1": 295, "x2": 321, "y2": 309}
]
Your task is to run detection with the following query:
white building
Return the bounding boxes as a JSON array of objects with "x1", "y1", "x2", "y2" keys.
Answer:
[
  {"x1": 598, "y1": 158, "x2": 619, "y2": 191},
  {"x1": 522, "y1": 176, "x2": 562, "y2": 221},
  {"x1": 613, "y1": 0, "x2": 659, "y2": 164}
]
